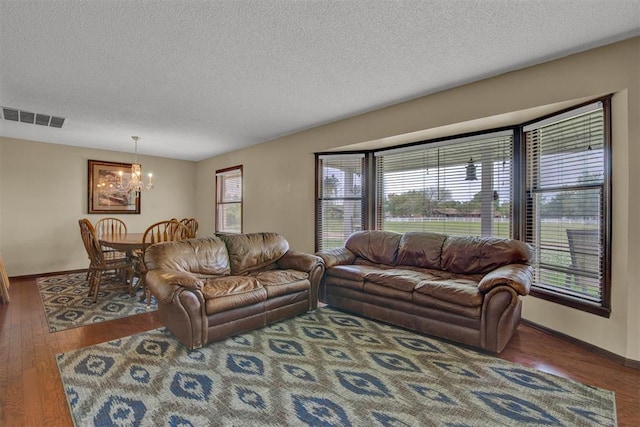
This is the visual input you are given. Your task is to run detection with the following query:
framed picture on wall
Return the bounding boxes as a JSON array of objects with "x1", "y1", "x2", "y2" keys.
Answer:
[{"x1": 88, "y1": 160, "x2": 140, "y2": 214}]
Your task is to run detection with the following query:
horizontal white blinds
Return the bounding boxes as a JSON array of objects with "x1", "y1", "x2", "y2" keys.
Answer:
[
  {"x1": 523, "y1": 102, "x2": 602, "y2": 132},
  {"x1": 375, "y1": 132, "x2": 513, "y2": 237},
  {"x1": 219, "y1": 173, "x2": 241, "y2": 202},
  {"x1": 527, "y1": 105, "x2": 605, "y2": 191},
  {"x1": 525, "y1": 103, "x2": 605, "y2": 303},
  {"x1": 216, "y1": 167, "x2": 242, "y2": 233},
  {"x1": 317, "y1": 155, "x2": 364, "y2": 250}
]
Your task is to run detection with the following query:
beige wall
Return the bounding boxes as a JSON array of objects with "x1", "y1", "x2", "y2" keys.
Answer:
[
  {"x1": 196, "y1": 37, "x2": 640, "y2": 361},
  {"x1": 0, "y1": 139, "x2": 2, "y2": 243},
  {"x1": 196, "y1": 137, "x2": 317, "y2": 246},
  {"x1": 0, "y1": 137, "x2": 197, "y2": 276}
]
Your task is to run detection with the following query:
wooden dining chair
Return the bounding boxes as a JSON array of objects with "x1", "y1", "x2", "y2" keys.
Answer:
[
  {"x1": 0, "y1": 253, "x2": 10, "y2": 304},
  {"x1": 88, "y1": 217, "x2": 129, "y2": 280},
  {"x1": 180, "y1": 217, "x2": 199, "y2": 238},
  {"x1": 137, "y1": 219, "x2": 190, "y2": 305},
  {"x1": 95, "y1": 217, "x2": 127, "y2": 236},
  {"x1": 78, "y1": 219, "x2": 135, "y2": 303},
  {"x1": 95, "y1": 217, "x2": 128, "y2": 257}
]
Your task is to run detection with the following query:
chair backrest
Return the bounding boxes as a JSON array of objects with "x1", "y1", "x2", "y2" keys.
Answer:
[
  {"x1": 79, "y1": 218, "x2": 105, "y2": 265},
  {"x1": 566, "y1": 229, "x2": 600, "y2": 272},
  {"x1": 180, "y1": 218, "x2": 199, "y2": 238},
  {"x1": 142, "y1": 219, "x2": 190, "y2": 250},
  {"x1": 95, "y1": 217, "x2": 127, "y2": 237},
  {"x1": 0, "y1": 253, "x2": 10, "y2": 303},
  {"x1": 141, "y1": 220, "x2": 190, "y2": 272}
]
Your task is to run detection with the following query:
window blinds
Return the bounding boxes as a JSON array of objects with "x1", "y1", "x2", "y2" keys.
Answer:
[
  {"x1": 525, "y1": 102, "x2": 605, "y2": 304},
  {"x1": 216, "y1": 167, "x2": 242, "y2": 233},
  {"x1": 375, "y1": 131, "x2": 513, "y2": 238},
  {"x1": 316, "y1": 154, "x2": 365, "y2": 250}
]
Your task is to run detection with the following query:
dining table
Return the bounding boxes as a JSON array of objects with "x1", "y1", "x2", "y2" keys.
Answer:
[
  {"x1": 99, "y1": 232, "x2": 145, "y2": 297},
  {"x1": 99, "y1": 232, "x2": 145, "y2": 253}
]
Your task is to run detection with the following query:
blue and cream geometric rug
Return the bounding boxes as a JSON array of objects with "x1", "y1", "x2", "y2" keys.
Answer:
[
  {"x1": 38, "y1": 272, "x2": 156, "y2": 332},
  {"x1": 56, "y1": 308, "x2": 616, "y2": 426}
]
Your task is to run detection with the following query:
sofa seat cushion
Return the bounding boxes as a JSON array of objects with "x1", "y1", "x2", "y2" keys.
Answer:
[
  {"x1": 413, "y1": 293, "x2": 482, "y2": 319},
  {"x1": 415, "y1": 276, "x2": 483, "y2": 307},
  {"x1": 202, "y1": 276, "x2": 267, "y2": 315},
  {"x1": 363, "y1": 282, "x2": 413, "y2": 302},
  {"x1": 364, "y1": 269, "x2": 432, "y2": 292},
  {"x1": 326, "y1": 265, "x2": 386, "y2": 282},
  {"x1": 252, "y1": 269, "x2": 310, "y2": 299},
  {"x1": 324, "y1": 276, "x2": 364, "y2": 291}
]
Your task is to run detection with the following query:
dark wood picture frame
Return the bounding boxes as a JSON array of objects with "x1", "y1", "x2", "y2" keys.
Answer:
[{"x1": 88, "y1": 160, "x2": 140, "y2": 214}]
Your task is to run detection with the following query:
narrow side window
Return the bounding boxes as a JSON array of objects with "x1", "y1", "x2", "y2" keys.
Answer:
[{"x1": 215, "y1": 165, "x2": 243, "y2": 234}]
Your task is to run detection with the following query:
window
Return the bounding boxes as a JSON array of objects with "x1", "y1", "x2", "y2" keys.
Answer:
[
  {"x1": 316, "y1": 154, "x2": 365, "y2": 250},
  {"x1": 375, "y1": 131, "x2": 513, "y2": 238},
  {"x1": 315, "y1": 96, "x2": 612, "y2": 316},
  {"x1": 215, "y1": 166, "x2": 242, "y2": 233},
  {"x1": 524, "y1": 101, "x2": 610, "y2": 316}
]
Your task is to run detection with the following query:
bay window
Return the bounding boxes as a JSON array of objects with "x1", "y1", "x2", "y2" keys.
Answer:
[{"x1": 315, "y1": 96, "x2": 611, "y2": 315}]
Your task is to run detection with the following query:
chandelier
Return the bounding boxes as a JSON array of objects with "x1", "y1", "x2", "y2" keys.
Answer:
[{"x1": 119, "y1": 136, "x2": 154, "y2": 194}]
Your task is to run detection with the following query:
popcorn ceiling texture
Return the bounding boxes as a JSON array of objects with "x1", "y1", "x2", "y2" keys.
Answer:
[{"x1": 0, "y1": 1, "x2": 638, "y2": 160}]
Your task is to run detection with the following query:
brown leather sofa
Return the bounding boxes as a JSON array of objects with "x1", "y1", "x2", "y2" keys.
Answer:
[
  {"x1": 144, "y1": 233, "x2": 324, "y2": 349},
  {"x1": 316, "y1": 230, "x2": 533, "y2": 353}
]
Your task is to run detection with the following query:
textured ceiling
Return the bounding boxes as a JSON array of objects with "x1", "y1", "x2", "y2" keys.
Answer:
[{"x1": 0, "y1": 1, "x2": 639, "y2": 161}]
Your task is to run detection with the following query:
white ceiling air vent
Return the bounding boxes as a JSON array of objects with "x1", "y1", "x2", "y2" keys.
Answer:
[{"x1": 1, "y1": 107, "x2": 65, "y2": 128}]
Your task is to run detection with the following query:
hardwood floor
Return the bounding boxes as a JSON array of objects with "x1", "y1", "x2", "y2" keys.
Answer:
[{"x1": 1, "y1": 276, "x2": 638, "y2": 426}]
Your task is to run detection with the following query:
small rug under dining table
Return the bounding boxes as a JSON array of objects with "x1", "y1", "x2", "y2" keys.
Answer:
[
  {"x1": 56, "y1": 307, "x2": 616, "y2": 426},
  {"x1": 38, "y1": 272, "x2": 156, "y2": 332}
]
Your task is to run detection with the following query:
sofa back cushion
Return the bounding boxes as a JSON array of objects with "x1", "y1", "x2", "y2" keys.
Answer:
[
  {"x1": 345, "y1": 230, "x2": 401, "y2": 266},
  {"x1": 397, "y1": 232, "x2": 446, "y2": 269},
  {"x1": 144, "y1": 237, "x2": 230, "y2": 275},
  {"x1": 218, "y1": 232, "x2": 289, "y2": 275},
  {"x1": 441, "y1": 236, "x2": 533, "y2": 274}
]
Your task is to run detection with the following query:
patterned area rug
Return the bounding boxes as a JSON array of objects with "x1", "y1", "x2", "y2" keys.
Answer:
[
  {"x1": 38, "y1": 272, "x2": 156, "y2": 332},
  {"x1": 56, "y1": 308, "x2": 616, "y2": 426}
]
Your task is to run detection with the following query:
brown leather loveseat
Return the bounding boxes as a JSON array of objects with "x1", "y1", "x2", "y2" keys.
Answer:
[
  {"x1": 144, "y1": 233, "x2": 324, "y2": 349},
  {"x1": 317, "y1": 230, "x2": 533, "y2": 353}
]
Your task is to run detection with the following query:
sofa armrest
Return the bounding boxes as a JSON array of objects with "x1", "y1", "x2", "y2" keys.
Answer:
[
  {"x1": 316, "y1": 247, "x2": 356, "y2": 268},
  {"x1": 481, "y1": 285, "x2": 522, "y2": 352},
  {"x1": 146, "y1": 269, "x2": 204, "y2": 303},
  {"x1": 478, "y1": 264, "x2": 533, "y2": 296},
  {"x1": 277, "y1": 251, "x2": 325, "y2": 310},
  {"x1": 145, "y1": 268, "x2": 207, "y2": 349},
  {"x1": 277, "y1": 250, "x2": 323, "y2": 272}
]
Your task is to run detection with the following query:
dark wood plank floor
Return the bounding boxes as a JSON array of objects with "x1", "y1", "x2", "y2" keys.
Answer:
[{"x1": 1, "y1": 276, "x2": 638, "y2": 426}]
